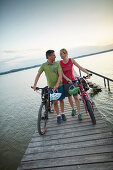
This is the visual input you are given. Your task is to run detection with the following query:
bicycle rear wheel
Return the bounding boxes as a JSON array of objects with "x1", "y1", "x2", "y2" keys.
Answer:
[
  {"x1": 84, "y1": 95, "x2": 96, "y2": 125},
  {"x1": 37, "y1": 103, "x2": 48, "y2": 135}
]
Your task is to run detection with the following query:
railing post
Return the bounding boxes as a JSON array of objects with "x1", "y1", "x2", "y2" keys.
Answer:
[
  {"x1": 107, "y1": 79, "x2": 110, "y2": 91},
  {"x1": 104, "y1": 78, "x2": 106, "y2": 87},
  {"x1": 79, "y1": 69, "x2": 81, "y2": 77}
]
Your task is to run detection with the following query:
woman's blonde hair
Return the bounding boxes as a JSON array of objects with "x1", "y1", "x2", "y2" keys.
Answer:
[{"x1": 60, "y1": 48, "x2": 68, "y2": 56}]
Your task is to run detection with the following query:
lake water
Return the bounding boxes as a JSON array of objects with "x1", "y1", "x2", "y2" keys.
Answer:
[{"x1": 0, "y1": 51, "x2": 113, "y2": 170}]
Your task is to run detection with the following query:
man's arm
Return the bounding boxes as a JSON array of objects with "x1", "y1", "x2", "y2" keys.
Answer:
[
  {"x1": 71, "y1": 58, "x2": 90, "y2": 76},
  {"x1": 53, "y1": 71, "x2": 62, "y2": 91},
  {"x1": 32, "y1": 72, "x2": 41, "y2": 91},
  {"x1": 32, "y1": 64, "x2": 44, "y2": 90}
]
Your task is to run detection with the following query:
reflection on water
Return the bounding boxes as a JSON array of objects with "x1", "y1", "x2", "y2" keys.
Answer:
[
  {"x1": 0, "y1": 51, "x2": 113, "y2": 170},
  {"x1": 0, "y1": 69, "x2": 47, "y2": 170}
]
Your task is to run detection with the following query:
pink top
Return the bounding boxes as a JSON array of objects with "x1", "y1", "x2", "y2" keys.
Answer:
[{"x1": 60, "y1": 58, "x2": 75, "y2": 83}]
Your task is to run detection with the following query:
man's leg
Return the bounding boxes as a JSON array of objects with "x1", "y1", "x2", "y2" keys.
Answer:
[
  {"x1": 57, "y1": 85, "x2": 66, "y2": 121},
  {"x1": 53, "y1": 100, "x2": 60, "y2": 115},
  {"x1": 60, "y1": 99, "x2": 66, "y2": 121},
  {"x1": 53, "y1": 100, "x2": 61, "y2": 124},
  {"x1": 60, "y1": 99, "x2": 64, "y2": 113}
]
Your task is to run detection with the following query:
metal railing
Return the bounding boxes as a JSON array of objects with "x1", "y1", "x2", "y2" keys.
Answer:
[{"x1": 79, "y1": 69, "x2": 113, "y2": 91}]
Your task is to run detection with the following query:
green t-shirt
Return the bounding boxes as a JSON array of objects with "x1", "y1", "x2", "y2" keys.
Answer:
[{"x1": 38, "y1": 61, "x2": 62, "y2": 88}]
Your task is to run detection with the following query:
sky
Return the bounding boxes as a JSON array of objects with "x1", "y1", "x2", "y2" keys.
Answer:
[{"x1": 0, "y1": 0, "x2": 113, "y2": 71}]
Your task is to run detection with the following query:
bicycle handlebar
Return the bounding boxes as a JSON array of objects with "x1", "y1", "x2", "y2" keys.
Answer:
[
  {"x1": 83, "y1": 73, "x2": 92, "y2": 79},
  {"x1": 67, "y1": 74, "x2": 92, "y2": 84},
  {"x1": 31, "y1": 86, "x2": 46, "y2": 90}
]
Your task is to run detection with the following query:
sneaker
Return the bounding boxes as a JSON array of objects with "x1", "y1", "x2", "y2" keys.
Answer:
[
  {"x1": 61, "y1": 114, "x2": 66, "y2": 121},
  {"x1": 78, "y1": 113, "x2": 82, "y2": 120},
  {"x1": 57, "y1": 116, "x2": 61, "y2": 124},
  {"x1": 72, "y1": 109, "x2": 76, "y2": 116}
]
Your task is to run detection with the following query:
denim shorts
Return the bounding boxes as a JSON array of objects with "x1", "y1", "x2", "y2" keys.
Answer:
[
  {"x1": 49, "y1": 85, "x2": 65, "y2": 100},
  {"x1": 63, "y1": 83, "x2": 78, "y2": 97}
]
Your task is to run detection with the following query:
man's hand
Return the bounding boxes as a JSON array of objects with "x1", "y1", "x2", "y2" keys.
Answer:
[
  {"x1": 53, "y1": 84, "x2": 59, "y2": 91},
  {"x1": 32, "y1": 85, "x2": 37, "y2": 91}
]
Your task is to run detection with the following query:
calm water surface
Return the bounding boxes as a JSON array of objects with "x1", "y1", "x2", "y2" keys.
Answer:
[{"x1": 0, "y1": 51, "x2": 113, "y2": 170}]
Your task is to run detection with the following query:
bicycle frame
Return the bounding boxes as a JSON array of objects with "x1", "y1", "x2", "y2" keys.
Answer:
[
  {"x1": 77, "y1": 77, "x2": 93, "y2": 112},
  {"x1": 31, "y1": 86, "x2": 53, "y2": 135},
  {"x1": 41, "y1": 87, "x2": 50, "y2": 105}
]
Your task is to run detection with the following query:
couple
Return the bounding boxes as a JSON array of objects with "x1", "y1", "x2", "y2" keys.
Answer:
[{"x1": 32, "y1": 49, "x2": 90, "y2": 124}]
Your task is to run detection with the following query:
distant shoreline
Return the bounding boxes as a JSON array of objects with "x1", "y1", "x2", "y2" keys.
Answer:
[
  {"x1": 73, "y1": 48, "x2": 113, "y2": 59},
  {"x1": 0, "y1": 48, "x2": 113, "y2": 75}
]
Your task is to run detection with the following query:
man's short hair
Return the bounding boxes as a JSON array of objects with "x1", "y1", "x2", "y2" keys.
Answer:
[{"x1": 46, "y1": 50, "x2": 55, "y2": 59}]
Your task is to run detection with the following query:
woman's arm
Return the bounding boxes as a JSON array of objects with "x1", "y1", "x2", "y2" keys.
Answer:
[
  {"x1": 71, "y1": 58, "x2": 90, "y2": 76},
  {"x1": 62, "y1": 73, "x2": 72, "y2": 84}
]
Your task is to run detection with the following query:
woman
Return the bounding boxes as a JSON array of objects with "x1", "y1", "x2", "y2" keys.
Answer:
[{"x1": 60, "y1": 48, "x2": 90, "y2": 120}]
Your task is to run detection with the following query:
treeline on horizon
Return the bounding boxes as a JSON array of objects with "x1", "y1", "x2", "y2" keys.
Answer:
[{"x1": 0, "y1": 48, "x2": 113, "y2": 75}]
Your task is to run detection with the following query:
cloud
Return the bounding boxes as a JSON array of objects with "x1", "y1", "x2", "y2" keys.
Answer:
[
  {"x1": 4, "y1": 50, "x2": 20, "y2": 53},
  {"x1": 3, "y1": 48, "x2": 43, "y2": 54}
]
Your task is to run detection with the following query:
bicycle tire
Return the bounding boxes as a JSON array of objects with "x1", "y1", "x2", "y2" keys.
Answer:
[
  {"x1": 84, "y1": 95, "x2": 96, "y2": 125},
  {"x1": 37, "y1": 103, "x2": 48, "y2": 135}
]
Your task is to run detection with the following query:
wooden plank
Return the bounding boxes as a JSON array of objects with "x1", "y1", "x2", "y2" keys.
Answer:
[
  {"x1": 27, "y1": 132, "x2": 113, "y2": 148},
  {"x1": 22, "y1": 144, "x2": 113, "y2": 162},
  {"x1": 31, "y1": 127, "x2": 110, "y2": 143},
  {"x1": 48, "y1": 105, "x2": 99, "y2": 116},
  {"x1": 25, "y1": 137, "x2": 113, "y2": 155},
  {"x1": 18, "y1": 152, "x2": 113, "y2": 169},
  {"x1": 18, "y1": 98, "x2": 113, "y2": 170},
  {"x1": 47, "y1": 114, "x2": 101, "y2": 123},
  {"x1": 40, "y1": 162, "x2": 113, "y2": 170},
  {"x1": 32, "y1": 123, "x2": 108, "y2": 142},
  {"x1": 33, "y1": 121, "x2": 106, "y2": 139},
  {"x1": 45, "y1": 119, "x2": 105, "y2": 130},
  {"x1": 46, "y1": 117, "x2": 103, "y2": 128}
]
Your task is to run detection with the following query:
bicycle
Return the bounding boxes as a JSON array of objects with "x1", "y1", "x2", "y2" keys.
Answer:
[
  {"x1": 69, "y1": 74, "x2": 96, "y2": 125},
  {"x1": 31, "y1": 86, "x2": 51, "y2": 135}
]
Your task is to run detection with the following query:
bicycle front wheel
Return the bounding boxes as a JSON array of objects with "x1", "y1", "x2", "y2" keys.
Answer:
[
  {"x1": 37, "y1": 103, "x2": 48, "y2": 135},
  {"x1": 84, "y1": 95, "x2": 96, "y2": 125}
]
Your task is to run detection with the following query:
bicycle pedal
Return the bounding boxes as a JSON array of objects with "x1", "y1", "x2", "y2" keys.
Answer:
[
  {"x1": 45, "y1": 116, "x2": 48, "y2": 119},
  {"x1": 41, "y1": 117, "x2": 45, "y2": 120}
]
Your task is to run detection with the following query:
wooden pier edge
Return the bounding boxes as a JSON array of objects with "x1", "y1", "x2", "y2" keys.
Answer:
[{"x1": 17, "y1": 98, "x2": 113, "y2": 170}]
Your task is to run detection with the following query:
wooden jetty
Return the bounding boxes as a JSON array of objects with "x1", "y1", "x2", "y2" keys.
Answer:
[{"x1": 17, "y1": 98, "x2": 113, "y2": 170}]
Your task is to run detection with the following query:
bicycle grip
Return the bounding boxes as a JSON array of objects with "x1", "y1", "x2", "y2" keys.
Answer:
[{"x1": 83, "y1": 74, "x2": 92, "y2": 79}]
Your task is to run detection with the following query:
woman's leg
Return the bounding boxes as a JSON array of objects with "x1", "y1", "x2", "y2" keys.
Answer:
[
  {"x1": 68, "y1": 96, "x2": 74, "y2": 110},
  {"x1": 68, "y1": 96, "x2": 76, "y2": 116},
  {"x1": 73, "y1": 95, "x2": 81, "y2": 116}
]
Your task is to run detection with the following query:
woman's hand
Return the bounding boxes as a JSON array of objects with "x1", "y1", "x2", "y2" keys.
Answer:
[
  {"x1": 67, "y1": 79, "x2": 72, "y2": 84},
  {"x1": 87, "y1": 74, "x2": 91, "y2": 79}
]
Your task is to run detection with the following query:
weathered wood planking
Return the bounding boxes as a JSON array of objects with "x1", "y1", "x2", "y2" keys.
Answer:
[{"x1": 17, "y1": 98, "x2": 113, "y2": 170}]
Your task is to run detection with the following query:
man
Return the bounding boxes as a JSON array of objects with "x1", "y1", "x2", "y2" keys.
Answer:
[{"x1": 32, "y1": 50, "x2": 66, "y2": 124}]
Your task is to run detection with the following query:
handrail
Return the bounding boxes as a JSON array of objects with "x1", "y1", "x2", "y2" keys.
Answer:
[
  {"x1": 79, "y1": 69, "x2": 113, "y2": 91},
  {"x1": 86, "y1": 69, "x2": 113, "y2": 82}
]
